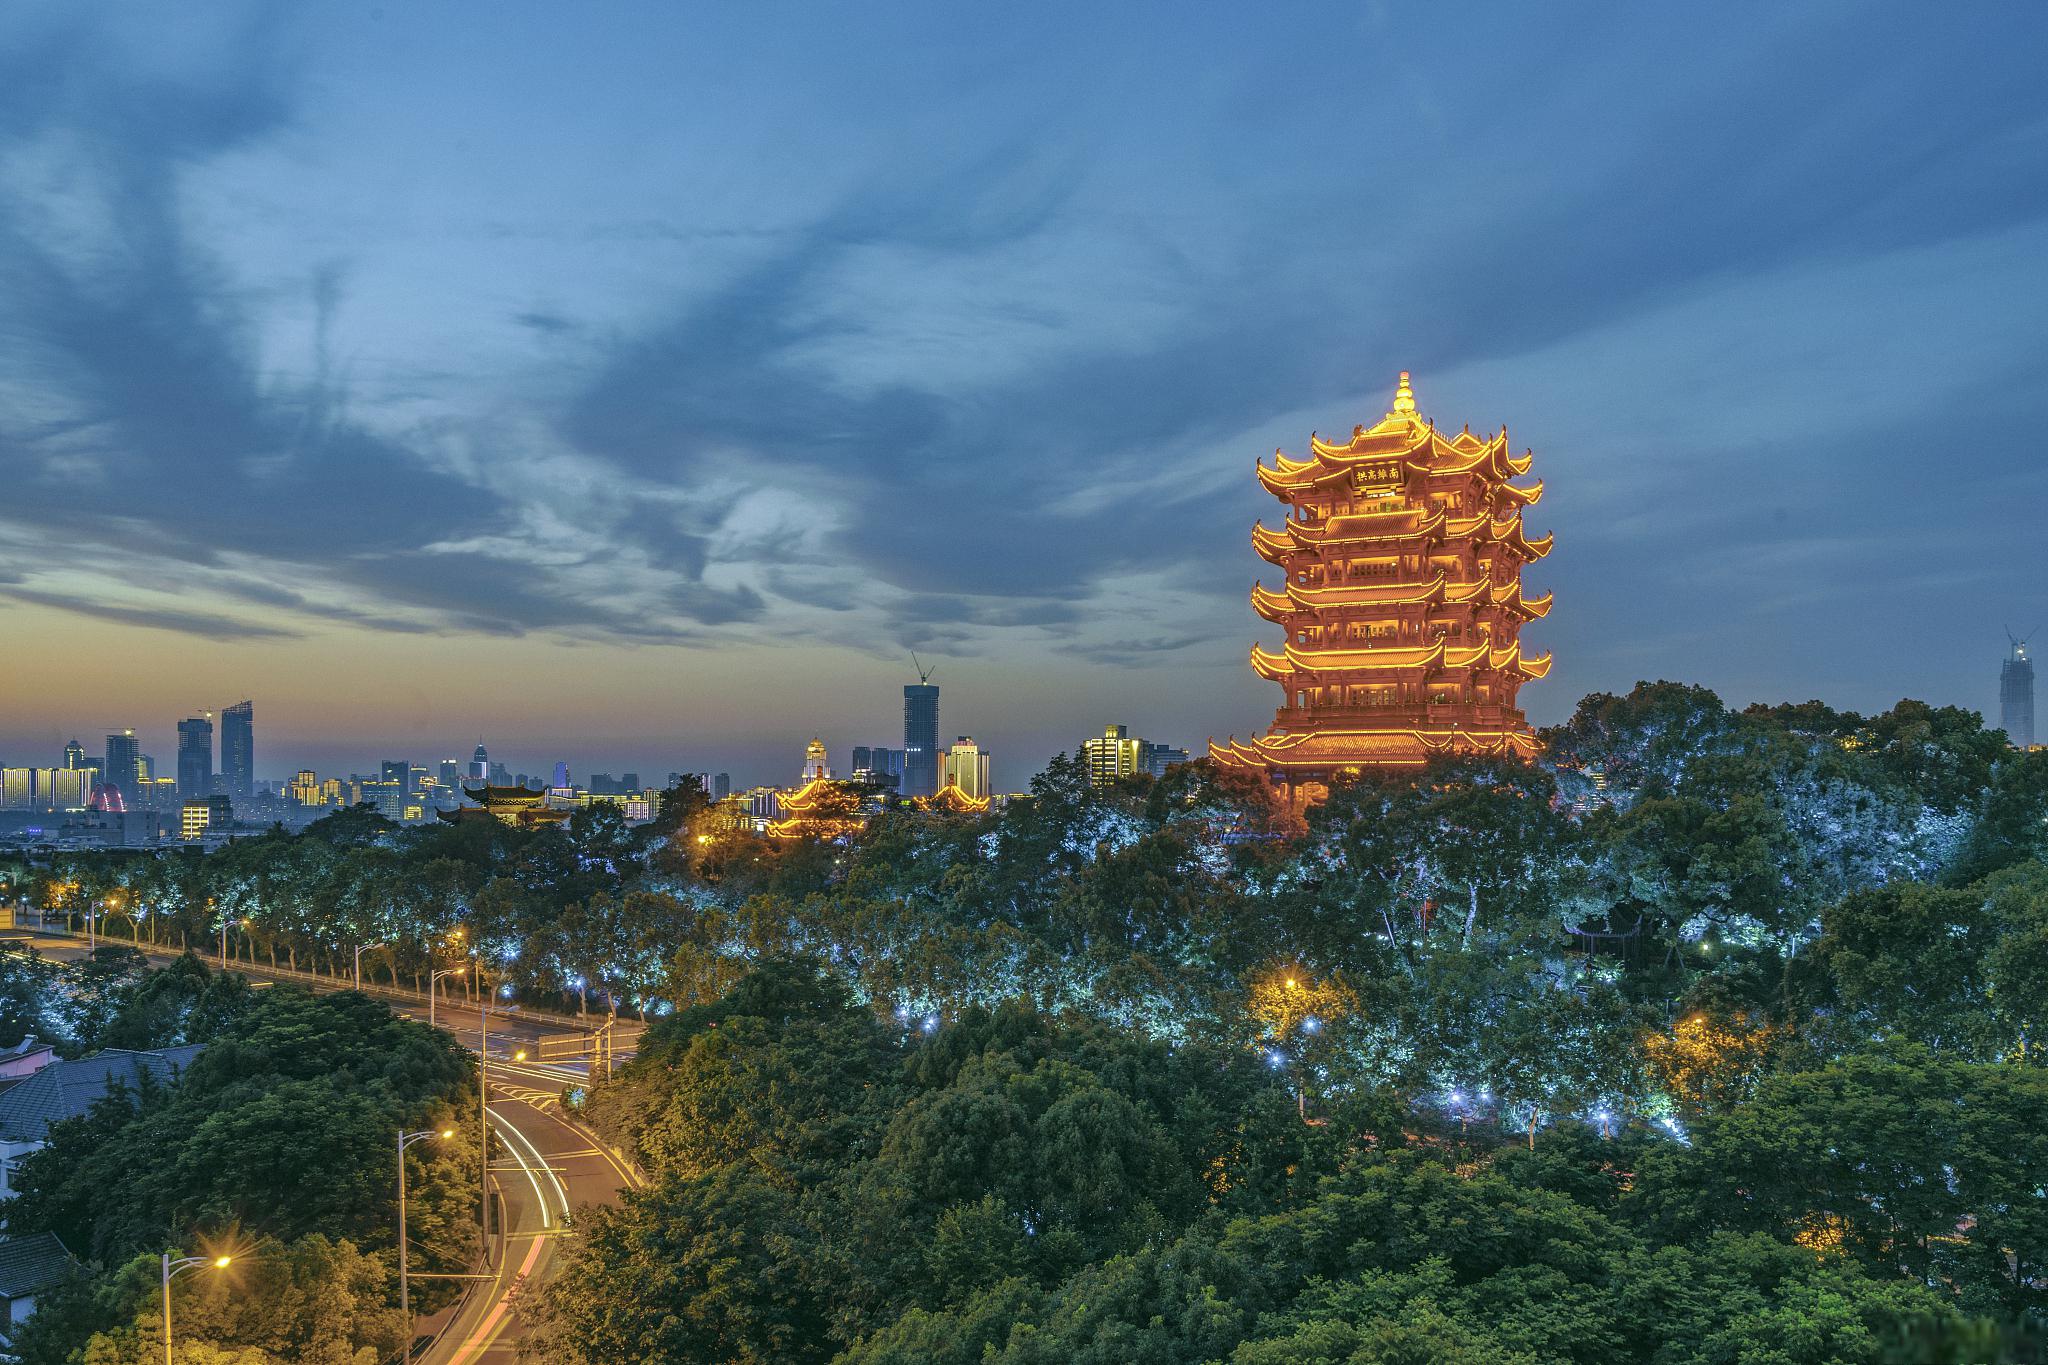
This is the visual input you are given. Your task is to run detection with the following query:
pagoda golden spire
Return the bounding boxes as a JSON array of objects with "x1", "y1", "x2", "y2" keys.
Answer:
[{"x1": 1211, "y1": 371, "x2": 1553, "y2": 803}]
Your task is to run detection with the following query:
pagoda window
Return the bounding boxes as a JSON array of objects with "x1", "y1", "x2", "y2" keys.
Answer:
[{"x1": 1295, "y1": 690, "x2": 1308, "y2": 708}]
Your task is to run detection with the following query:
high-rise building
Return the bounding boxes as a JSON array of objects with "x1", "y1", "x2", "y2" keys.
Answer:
[
  {"x1": 220, "y1": 700, "x2": 254, "y2": 800},
  {"x1": 621, "y1": 772, "x2": 640, "y2": 791},
  {"x1": 939, "y1": 736, "x2": 991, "y2": 800},
  {"x1": 180, "y1": 794, "x2": 233, "y2": 841},
  {"x1": 176, "y1": 714, "x2": 214, "y2": 798},
  {"x1": 104, "y1": 730, "x2": 139, "y2": 805},
  {"x1": 289, "y1": 770, "x2": 322, "y2": 807},
  {"x1": 62, "y1": 738, "x2": 84, "y2": 771},
  {"x1": 801, "y1": 738, "x2": 830, "y2": 782},
  {"x1": 1211, "y1": 372, "x2": 1553, "y2": 803},
  {"x1": 1083, "y1": 724, "x2": 1144, "y2": 785},
  {"x1": 439, "y1": 758, "x2": 461, "y2": 790},
  {"x1": 903, "y1": 683, "x2": 939, "y2": 798},
  {"x1": 713, "y1": 772, "x2": 731, "y2": 801},
  {"x1": 381, "y1": 760, "x2": 410, "y2": 788},
  {"x1": 469, "y1": 740, "x2": 490, "y2": 783},
  {"x1": 551, "y1": 761, "x2": 570, "y2": 789},
  {"x1": 1141, "y1": 741, "x2": 1190, "y2": 778},
  {"x1": 2003, "y1": 636, "x2": 2035, "y2": 749}
]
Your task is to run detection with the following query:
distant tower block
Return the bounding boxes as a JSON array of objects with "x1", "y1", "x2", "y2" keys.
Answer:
[
  {"x1": 1210, "y1": 372, "x2": 1554, "y2": 803},
  {"x1": 802, "y1": 737, "x2": 831, "y2": 782},
  {"x1": 2003, "y1": 633, "x2": 2035, "y2": 748}
]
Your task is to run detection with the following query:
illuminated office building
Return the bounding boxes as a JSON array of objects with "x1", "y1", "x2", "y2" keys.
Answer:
[
  {"x1": 938, "y1": 736, "x2": 991, "y2": 801},
  {"x1": 1083, "y1": 724, "x2": 1144, "y2": 784}
]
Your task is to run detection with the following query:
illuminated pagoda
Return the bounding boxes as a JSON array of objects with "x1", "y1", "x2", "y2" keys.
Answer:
[
  {"x1": 766, "y1": 777, "x2": 867, "y2": 840},
  {"x1": 437, "y1": 783, "x2": 573, "y2": 831},
  {"x1": 1211, "y1": 372, "x2": 1552, "y2": 801}
]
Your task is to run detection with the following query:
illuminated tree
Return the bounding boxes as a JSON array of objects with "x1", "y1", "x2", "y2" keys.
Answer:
[
  {"x1": 1644, "y1": 1011, "x2": 1780, "y2": 1118},
  {"x1": 1246, "y1": 962, "x2": 1353, "y2": 1041}
]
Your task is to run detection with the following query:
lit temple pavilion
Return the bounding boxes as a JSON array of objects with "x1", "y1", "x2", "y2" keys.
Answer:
[
  {"x1": 1211, "y1": 372, "x2": 1553, "y2": 801},
  {"x1": 436, "y1": 783, "x2": 573, "y2": 830}
]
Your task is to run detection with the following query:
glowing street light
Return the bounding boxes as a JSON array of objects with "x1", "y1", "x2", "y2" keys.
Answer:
[
  {"x1": 160, "y1": 1251, "x2": 232, "y2": 1365},
  {"x1": 428, "y1": 968, "x2": 466, "y2": 1029},
  {"x1": 396, "y1": 1126, "x2": 455, "y2": 1340}
]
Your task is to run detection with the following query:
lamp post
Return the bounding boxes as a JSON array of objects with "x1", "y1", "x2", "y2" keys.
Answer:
[
  {"x1": 429, "y1": 968, "x2": 465, "y2": 1029},
  {"x1": 160, "y1": 1251, "x2": 231, "y2": 1365},
  {"x1": 478, "y1": 963, "x2": 491, "y2": 1265},
  {"x1": 397, "y1": 1126, "x2": 454, "y2": 1345},
  {"x1": 354, "y1": 942, "x2": 387, "y2": 990},
  {"x1": 214, "y1": 901, "x2": 225, "y2": 968}
]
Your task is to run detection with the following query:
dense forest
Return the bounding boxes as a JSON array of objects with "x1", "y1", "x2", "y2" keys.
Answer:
[{"x1": 6, "y1": 679, "x2": 2047, "y2": 1361}]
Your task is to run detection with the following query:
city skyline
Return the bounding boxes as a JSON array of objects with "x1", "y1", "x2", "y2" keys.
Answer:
[{"x1": 1, "y1": 6, "x2": 2043, "y2": 778}]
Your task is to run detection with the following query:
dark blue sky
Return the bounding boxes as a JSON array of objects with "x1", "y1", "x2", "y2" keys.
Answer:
[{"x1": 1, "y1": 3, "x2": 2043, "y2": 785}]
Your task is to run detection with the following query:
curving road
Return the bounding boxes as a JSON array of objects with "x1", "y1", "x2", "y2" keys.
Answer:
[
  {"x1": 22, "y1": 931, "x2": 646, "y2": 1362},
  {"x1": 411, "y1": 1001, "x2": 646, "y2": 1364}
]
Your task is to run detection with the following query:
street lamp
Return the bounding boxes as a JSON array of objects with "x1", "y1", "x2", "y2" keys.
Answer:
[
  {"x1": 397, "y1": 1127, "x2": 455, "y2": 1342},
  {"x1": 160, "y1": 1251, "x2": 231, "y2": 1365},
  {"x1": 429, "y1": 968, "x2": 465, "y2": 1029},
  {"x1": 477, "y1": 962, "x2": 492, "y2": 1263},
  {"x1": 354, "y1": 942, "x2": 387, "y2": 991}
]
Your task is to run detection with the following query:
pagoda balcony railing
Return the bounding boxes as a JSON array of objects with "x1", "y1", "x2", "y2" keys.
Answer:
[{"x1": 1275, "y1": 703, "x2": 1529, "y2": 731}]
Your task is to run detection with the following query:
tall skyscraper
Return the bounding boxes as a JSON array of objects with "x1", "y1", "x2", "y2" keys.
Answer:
[
  {"x1": 2002, "y1": 635, "x2": 2035, "y2": 749},
  {"x1": 801, "y1": 738, "x2": 830, "y2": 782},
  {"x1": 551, "y1": 761, "x2": 571, "y2": 789},
  {"x1": 439, "y1": 758, "x2": 461, "y2": 790},
  {"x1": 63, "y1": 738, "x2": 84, "y2": 771},
  {"x1": 469, "y1": 740, "x2": 491, "y2": 783},
  {"x1": 903, "y1": 683, "x2": 939, "y2": 798},
  {"x1": 220, "y1": 700, "x2": 254, "y2": 800},
  {"x1": 381, "y1": 760, "x2": 410, "y2": 788},
  {"x1": 176, "y1": 715, "x2": 214, "y2": 798},
  {"x1": 105, "y1": 729, "x2": 139, "y2": 804}
]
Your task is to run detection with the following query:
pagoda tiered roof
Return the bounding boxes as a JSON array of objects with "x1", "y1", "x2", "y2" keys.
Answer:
[
  {"x1": 1213, "y1": 371, "x2": 1554, "y2": 798},
  {"x1": 437, "y1": 783, "x2": 572, "y2": 829}
]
